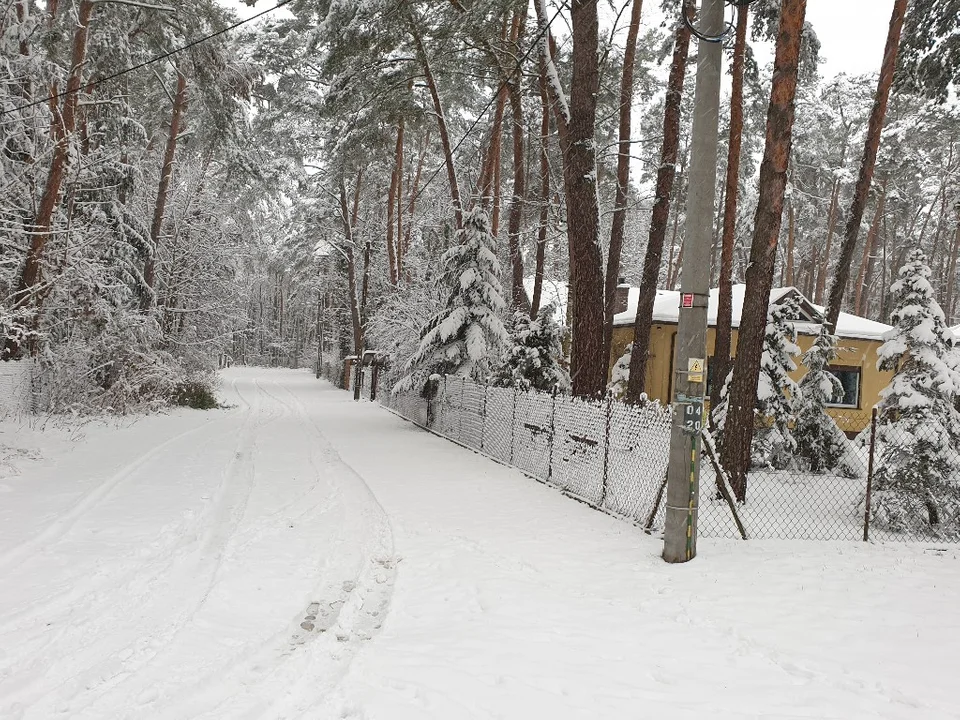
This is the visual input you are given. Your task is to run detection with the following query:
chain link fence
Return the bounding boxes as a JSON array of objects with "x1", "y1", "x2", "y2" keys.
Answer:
[
  {"x1": 366, "y1": 372, "x2": 960, "y2": 544},
  {"x1": 380, "y1": 375, "x2": 674, "y2": 527}
]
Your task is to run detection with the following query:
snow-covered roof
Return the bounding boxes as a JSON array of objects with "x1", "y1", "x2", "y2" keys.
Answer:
[
  {"x1": 951, "y1": 325, "x2": 960, "y2": 344},
  {"x1": 611, "y1": 284, "x2": 892, "y2": 341}
]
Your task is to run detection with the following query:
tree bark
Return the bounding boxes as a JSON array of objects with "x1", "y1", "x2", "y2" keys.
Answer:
[
  {"x1": 506, "y1": 22, "x2": 530, "y2": 312},
  {"x1": 535, "y1": 0, "x2": 605, "y2": 397},
  {"x1": 824, "y1": 0, "x2": 907, "y2": 333},
  {"x1": 854, "y1": 181, "x2": 886, "y2": 315},
  {"x1": 530, "y1": 57, "x2": 552, "y2": 317},
  {"x1": 5, "y1": 0, "x2": 94, "y2": 359},
  {"x1": 719, "y1": 0, "x2": 807, "y2": 503},
  {"x1": 410, "y1": 23, "x2": 463, "y2": 229},
  {"x1": 386, "y1": 117, "x2": 404, "y2": 286},
  {"x1": 603, "y1": 0, "x2": 645, "y2": 361},
  {"x1": 626, "y1": 7, "x2": 692, "y2": 403},
  {"x1": 710, "y1": 1, "x2": 748, "y2": 416},
  {"x1": 338, "y1": 174, "x2": 364, "y2": 356},
  {"x1": 945, "y1": 209, "x2": 960, "y2": 323},
  {"x1": 141, "y1": 67, "x2": 188, "y2": 312},
  {"x1": 813, "y1": 178, "x2": 840, "y2": 304}
]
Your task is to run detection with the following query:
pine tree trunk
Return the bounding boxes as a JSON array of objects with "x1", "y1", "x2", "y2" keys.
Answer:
[
  {"x1": 4, "y1": 0, "x2": 94, "y2": 359},
  {"x1": 719, "y1": 0, "x2": 807, "y2": 503},
  {"x1": 824, "y1": 0, "x2": 907, "y2": 333},
  {"x1": 531, "y1": 59, "x2": 552, "y2": 317},
  {"x1": 338, "y1": 175, "x2": 364, "y2": 356},
  {"x1": 711, "y1": 1, "x2": 748, "y2": 416},
  {"x1": 386, "y1": 118, "x2": 404, "y2": 286},
  {"x1": 854, "y1": 181, "x2": 886, "y2": 315},
  {"x1": 603, "y1": 0, "x2": 644, "y2": 361},
  {"x1": 535, "y1": 0, "x2": 606, "y2": 397},
  {"x1": 142, "y1": 67, "x2": 188, "y2": 312},
  {"x1": 786, "y1": 199, "x2": 796, "y2": 285},
  {"x1": 506, "y1": 16, "x2": 530, "y2": 312},
  {"x1": 410, "y1": 23, "x2": 463, "y2": 229},
  {"x1": 626, "y1": 6, "x2": 692, "y2": 403},
  {"x1": 945, "y1": 210, "x2": 960, "y2": 323},
  {"x1": 814, "y1": 178, "x2": 840, "y2": 304},
  {"x1": 400, "y1": 128, "x2": 430, "y2": 279}
]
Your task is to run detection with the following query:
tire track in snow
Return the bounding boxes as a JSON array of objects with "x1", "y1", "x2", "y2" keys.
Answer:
[
  {"x1": 0, "y1": 376, "x2": 288, "y2": 717},
  {"x1": 38, "y1": 375, "x2": 340, "y2": 719},
  {"x1": 0, "y1": 376, "x2": 249, "y2": 574},
  {"x1": 0, "y1": 377, "x2": 253, "y2": 638},
  {"x1": 142, "y1": 376, "x2": 397, "y2": 720}
]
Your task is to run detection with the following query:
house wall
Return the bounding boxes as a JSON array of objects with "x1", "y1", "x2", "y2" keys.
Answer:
[{"x1": 610, "y1": 325, "x2": 892, "y2": 431}]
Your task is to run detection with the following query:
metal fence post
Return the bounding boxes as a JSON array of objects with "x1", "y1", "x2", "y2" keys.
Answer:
[
  {"x1": 459, "y1": 377, "x2": 466, "y2": 442},
  {"x1": 480, "y1": 383, "x2": 488, "y2": 451},
  {"x1": 863, "y1": 407, "x2": 878, "y2": 542},
  {"x1": 601, "y1": 393, "x2": 612, "y2": 507},
  {"x1": 548, "y1": 387, "x2": 557, "y2": 483},
  {"x1": 510, "y1": 385, "x2": 518, "y2": 464}
]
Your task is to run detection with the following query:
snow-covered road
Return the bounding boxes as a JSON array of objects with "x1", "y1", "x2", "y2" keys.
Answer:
[{"x1": 1, "y1": 367, "x2": 958, "y2": 719}]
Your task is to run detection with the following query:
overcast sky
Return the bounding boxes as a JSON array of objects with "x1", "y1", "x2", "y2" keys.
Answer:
[{"x1": 218, "y1": 0, "x2": 894, "y2": 81}]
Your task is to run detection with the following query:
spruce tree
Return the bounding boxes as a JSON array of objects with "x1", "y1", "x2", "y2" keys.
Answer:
[
  {"x1": 794, "y1": 325, "x2": 861, "y2": 477},
  {"x1": 493, "y1": 303, "x2": 569, "y2": 392},
  {"x1": 872, "y1": 249, "x2": 960, "y2": 535},
  {"x1": 394, "y1": 208, "x2": 507, "y2": 392},
  {"x1": 752, "y1": 296, "x2": 801, "y2": 468}
]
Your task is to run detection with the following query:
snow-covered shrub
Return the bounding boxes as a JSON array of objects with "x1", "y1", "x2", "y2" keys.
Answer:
[
  {"x1": 607, "y1": 343, "x2": 632, "y2": 399},
  {"x1": 871, "y1": 249, "x2": 960, "y2": 536},
  {"x1": 493, "y1": 302, "x2": 569, "y2": 391},
  {"x1": 39, "y1": 313, "x2": 219, "y2": 415},
  {"x1": 752, "y1": 297, "x2": 801, "y2": 469},
  {"x1": 394, "y1": 208, "x2": 508, "y2": 392},
  {"x1": 794, "y1": 325, "x2": 863, "y2": 477}
]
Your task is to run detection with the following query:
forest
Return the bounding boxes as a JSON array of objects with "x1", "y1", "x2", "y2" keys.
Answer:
[{"x1": 2, "y1": 0, "x2": 960, "y2": 497}]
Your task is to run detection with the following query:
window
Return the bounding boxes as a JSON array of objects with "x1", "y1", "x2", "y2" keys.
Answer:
[{"x1": 826, "y1": 365, "x2": 861, "y2": 408}]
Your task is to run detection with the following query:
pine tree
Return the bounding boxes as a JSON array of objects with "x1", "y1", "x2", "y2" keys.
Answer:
[
  {"x1": 794, "y1": 324, "x2": 861, "y2": 477},
  {"x1": 872, "y1": 249, "x2": 960, "y2": 535},
  {"x1": 394, "y1": 208, "x2": 507, "y2": 392},
  {"x1": 752, "y1": 297, "x2": 801, "y2": 469},
  {"x1": 493, "y1": 303, "x2": 569, "y2": 392}
]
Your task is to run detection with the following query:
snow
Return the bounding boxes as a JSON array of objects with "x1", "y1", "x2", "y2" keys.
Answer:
[
  {"x1": 612, "y1": 284, "x2": 893, "y2": 341},
  {"x1": 2, "y1": 368, "x2": 959, "y2": 719}
]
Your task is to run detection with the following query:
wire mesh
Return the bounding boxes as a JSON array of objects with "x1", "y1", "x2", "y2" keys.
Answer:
[{"x1": 376, "y1": 374, "x2": 959, "y2": 545}]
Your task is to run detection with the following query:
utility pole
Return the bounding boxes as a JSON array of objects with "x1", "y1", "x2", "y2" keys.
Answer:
[{"x1": 662, "y1": 0, "x2": 725, "y2": 563}]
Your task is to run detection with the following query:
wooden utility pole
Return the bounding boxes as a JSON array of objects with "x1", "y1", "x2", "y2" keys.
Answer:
[{"x1": 662, "y1": 0, "x2": 724, "y2": 564}]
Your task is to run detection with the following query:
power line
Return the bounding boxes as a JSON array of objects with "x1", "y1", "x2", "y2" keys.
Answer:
[{"x1": 1, "y1": 0, "x2": 293, "y2": 117}]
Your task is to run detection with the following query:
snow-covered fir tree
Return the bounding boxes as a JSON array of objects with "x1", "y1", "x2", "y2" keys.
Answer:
[
  {"x1": 794, "y1": 324, "x2": 862, "y2": 477},
  {"x1": 752, "y1": 296, "x2": 802, "y2": 468},
  {"x1": 493, "y1": 303, "x2": 569, "y2": 391},
  {"x1": 871, "y1": 249, "x2": 960, "y2": 535},
  {"x1": 607, "y1": 343, "x2": 632, "y2": 399},
  {"x1": 394, "y1": 208, "x2": 508, "y2": 392}
]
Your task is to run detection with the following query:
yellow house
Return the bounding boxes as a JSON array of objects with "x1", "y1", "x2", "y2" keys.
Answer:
[{"x1": 610, "y1": 284, "x2": 894, "y2": 432}]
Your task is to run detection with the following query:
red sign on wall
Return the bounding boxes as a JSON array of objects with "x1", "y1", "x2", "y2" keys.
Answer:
[{"x1": 681, "y1": 293, "x2": 694, "y2": 309}]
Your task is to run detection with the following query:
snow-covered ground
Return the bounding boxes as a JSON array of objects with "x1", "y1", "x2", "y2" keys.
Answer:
[{"x1": 1, "y1": 368, "x2": 958, "y2": 719}]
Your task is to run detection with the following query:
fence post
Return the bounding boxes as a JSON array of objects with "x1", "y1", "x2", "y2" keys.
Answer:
[
  {"x1": 480, "y1": 383, "x2": 488, "y2": 451},
  {"x1": 370, "y1": 362, "x2": 379, "y2": 402},
  {"x1": 353, "y1": 363, "x2": 362, "y2": 401},
  {"x1": 548, "y1": 387, "x2": 557, "y2": 483},
  {"x1": 459, "y1": 377, "x2": 466, "y2": 442},
  {"x1": 510, "y1": 385, "x2": 518, "y2": 464},
  {"x1": 601, "y1": 393, "x2": 612, "y2": 507},
  {"x1": 863, "y1": 407, "x2": 878, "y2": 542}
]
